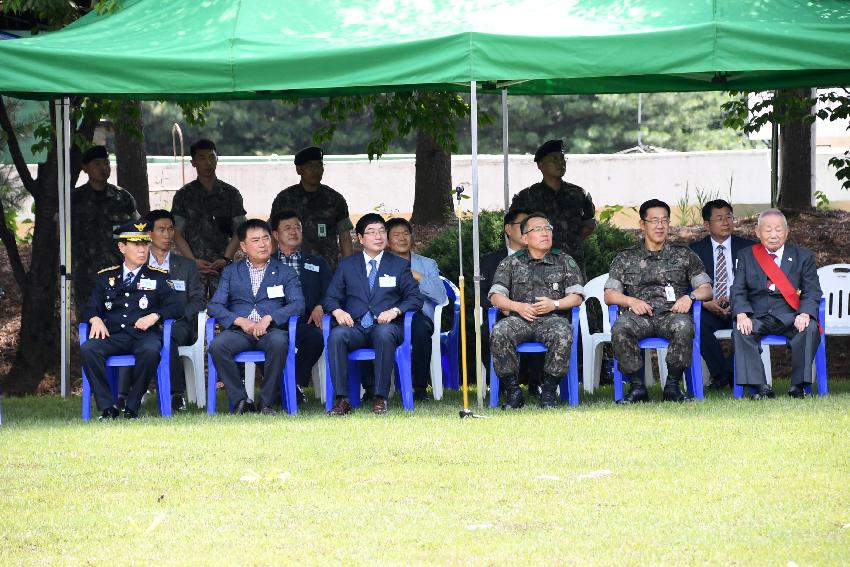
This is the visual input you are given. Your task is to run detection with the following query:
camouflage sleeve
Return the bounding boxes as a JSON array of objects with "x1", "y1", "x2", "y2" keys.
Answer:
[
  {"x1": 604, "y1": 252, "x2": 626, "y2": 293},
  {"x1": 334, "y1": 193, "x2": 354, "y2": 233},
  {"x1": 228, "y1": 187, "x2": 247, "y2": 218},
  {"x1": 487, "y1": 256, "x2": 513, "y2": 300},
  {"x1": 125, "y1": 191, "x2": 140, "y2": 221},
  {"x1": 562, "y1": 254, "x2": 585, "y2": 297},
  {"x1": 171, "y1": 189, "x2": 187, "y2": 226},
  {"x1": 684, "y1": 248, "x2": 711, "y2": 289},
  {"x1": 509, "y1": 188, "x2": 530, "y2": 212},
  {"x1": 582, "y1": 190, "x2": 597, "y2": 230}
]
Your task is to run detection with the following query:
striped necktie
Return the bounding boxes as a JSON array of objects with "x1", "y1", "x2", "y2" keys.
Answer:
[
  {"x1": 361, "y1": 259, "x2": 378, "y2": 328},
  {"x1": 714, "y1": 245, "x2": 727, "y2": 299}
]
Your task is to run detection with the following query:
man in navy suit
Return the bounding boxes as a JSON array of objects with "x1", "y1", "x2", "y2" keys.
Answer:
[
  {"x1": 731, "y1": 209, "x2": 822, "y2": 399},
  {"x1": 271, "y1": 209, "x2": 331, "y2": 402},
  {"x1": 689, "y1": 199, "x2": 756, "y2": 390},
  {"x1": 208, "y1": 219, "x2": 305, "y2": 414},
  {"x1": 324, "y1": 213, "x2": 424, "y2": 415}
]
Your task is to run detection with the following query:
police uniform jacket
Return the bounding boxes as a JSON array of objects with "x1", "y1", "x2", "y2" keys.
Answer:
[{"x1": 83, "y1": 264, "x2": 181, "y2": 334}]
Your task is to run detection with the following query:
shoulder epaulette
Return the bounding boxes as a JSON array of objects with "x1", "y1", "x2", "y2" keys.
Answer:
[
  {"x1": 147, "y1": 265, "x2": 168, "y2": 274},
  {"x1": 97, "y1": 265, "x2": 119, "y2": 274},
  {"x1": 512, "y1": 250, "x2": 525, "y2": 257},
  {"x1": 551, "y1": 248, "x2": 561, "y2": 255}
]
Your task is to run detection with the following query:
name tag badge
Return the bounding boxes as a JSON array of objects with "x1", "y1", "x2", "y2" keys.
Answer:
[
  {"x1": 379, "y1": 275, "x2": 397, "y2": 288},
  {"x1": 304, "y1": 263, "x2": 320, "y2": 273},
  {"x1": 664, "y1": 284, "x2": 676, "y2": 302},
  {"x1": 552, "y1": 282, "x2": 559, "y2": 291},
  {"x1": 171, "y1": 279, "x2": 186, "y2": 291},
  {"x1": 318, "y1": 223, "x2": 327, "y2": 237},
  {"x1": 139, "y1": 278, "x2": 157, "y2": 290},
  {"x1": 267, "y1": 285, "x2": 285, "y2": 299}
]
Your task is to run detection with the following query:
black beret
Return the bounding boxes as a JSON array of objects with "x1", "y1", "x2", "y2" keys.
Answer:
[
  {"x1": 534, "y1": 139, "x2": 564, "y2": 162},
  {"x1": 81, "y1": 145, "x2": 108, "y2": 165},
  {"x1": 113, "y1": 219, "x2": 151, "y2": 242},
  {"x1": 294, "y1": 146, "x2": 323, "y2": 166}
]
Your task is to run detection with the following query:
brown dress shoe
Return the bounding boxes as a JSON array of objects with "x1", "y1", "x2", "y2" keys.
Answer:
[
  {"x1": 371, "y1": 396, "x2": 388, "y2": 414},
  {"x1": 328, "y1": 396, "x2": 353, "y2": 416}
]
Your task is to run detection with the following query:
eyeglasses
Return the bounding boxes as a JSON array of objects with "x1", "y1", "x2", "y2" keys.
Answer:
[
  {"x1": 363, "y1": 228, "x2": 387, "y2": 237},
  {"x1": 523, "y1": 224, "x2": 554, "y2": 234},
  {"x1": 642, "y1": 217, "x2": 670, "y2": 227},
  {"x1": 279, "y1": 224, "x2": 302, "y2": 232},
  {"x1": 709, "y1": 214, "x2": 735, "y2": 223}
]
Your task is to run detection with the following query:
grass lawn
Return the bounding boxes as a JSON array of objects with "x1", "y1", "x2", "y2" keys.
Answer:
[{"x1": 1, "y1": 380, "x2": 849, "y2": 565}]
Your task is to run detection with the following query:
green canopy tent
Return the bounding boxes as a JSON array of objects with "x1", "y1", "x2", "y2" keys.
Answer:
[{"x1": 1, "y1": 0, "x2": 849, "y2": 405}]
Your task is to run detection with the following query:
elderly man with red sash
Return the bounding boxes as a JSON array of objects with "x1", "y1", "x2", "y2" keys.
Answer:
[{"x1": 730, "y1": 209, "x2": 822, "y2": 399}]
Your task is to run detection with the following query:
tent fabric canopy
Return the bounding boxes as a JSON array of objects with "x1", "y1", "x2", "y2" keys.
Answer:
[{"x1": 1, "y1": 0, "x2": 849, "y2": 100}]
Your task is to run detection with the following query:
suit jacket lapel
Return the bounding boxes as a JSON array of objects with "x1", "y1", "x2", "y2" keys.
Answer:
[{"x1": 781, "y1": 245, "x2": 795, "y2": 276}]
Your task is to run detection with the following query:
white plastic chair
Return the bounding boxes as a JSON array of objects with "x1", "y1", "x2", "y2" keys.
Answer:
[
  {"x1": 580, "y1": 273, "x2": 666, "y2": 392},
  {"x1": 701, "y1": 328, "x2": 772, "y2": 386},
  {"x1": 178, "y1": 310, "x2": 207, "y2": 408},
  {"x1": 818, "y1": 264, "x2": 850, "y2": 336},
  {"x1": 429, "y1": 296, "x2": 450, "y2": 401}
]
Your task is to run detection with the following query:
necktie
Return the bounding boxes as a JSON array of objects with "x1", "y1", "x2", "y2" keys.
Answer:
[
  {"x1": 766, "y1": 253, "x2": 777, "y2": 290},
  {"x1": 714, "y1": 245, "x2": 727, "y2": 299},
  {"x1": 124, "y1": 271, "x2": 134, "y2": 286},
  {"x1": 361, "y1": 259, "x2": 378, "y2": 328}
]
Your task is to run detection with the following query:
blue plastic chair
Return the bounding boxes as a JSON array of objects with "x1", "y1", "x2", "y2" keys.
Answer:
[
  {"x1": 205, "y1": 316, "x2": 299, "y2": 414},
  {"x1": 79, "y1": 319, "x2": 174, "y2": 420},
  {"x1": 487, "y1": 306, "x2": 581, "y2": 408},
  {"x1": 322, "y1": 311, "x2": 416, "y2": 411},
  {"x1": 608, "y1": 302, "x2": 704, "y2": 401},
  {"x1": 732, "y1": 297, "x2": 827, "y2": 398},
  {"x1": 440, "y1": 277, "x2": 461, "y2": 390}
]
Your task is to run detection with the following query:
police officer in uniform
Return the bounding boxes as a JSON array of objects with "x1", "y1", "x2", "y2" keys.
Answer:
[
  {"x1": 488, "y1": 213, "x2": 585, "y2": 409},
  {"x1": 80, "y1": 220, "x2": 180, "y2": 420},
  {"x1": 509, "y1": 139, "x2": 596, "y2": 274},
  {"x1": 269, "y1": 146, "x2": 354, "y2": 269},
  {"x1": 604, "y1": 199, "x2": 713, "y2": 403}
]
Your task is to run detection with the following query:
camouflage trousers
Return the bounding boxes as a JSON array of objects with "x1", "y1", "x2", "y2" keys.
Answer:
[
  {"x1": 200, "y1": 271, "x2": 222, "y2": 301},
  {"x1": 490, "y1": 315, "x2": 573, "y2": 378},
  {"x1": 611, "y1": 310, "x2": 694, "y2": 375}
]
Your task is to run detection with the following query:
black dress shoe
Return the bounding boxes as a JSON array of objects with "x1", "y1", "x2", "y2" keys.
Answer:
[
  {"x1": 260, "y1": 404, "x2": 277, "y2": 415},
  {"x1": 116, "y1": 395, "x2": 126, "y2": 411},
  {"x1": 98, "y1": 407, "x2": 119, "y2": 421},
  {"x1": 171, "y1": 395, "x2": 188, "y2": 412},
  {"x1": 232, "y1": 399, "x2": 256, "y2": 415},
  {"x1": 707, "y1": 375, "x2": 731, "y2": 391},
  {"x1": 295, "y1": 386, "x2": 307, "y2": 405},
  {"x1": 123, "y1": 408, "x2": 139, "y2": 420},
  {"x1": 787, "y1": 384, "x2": 807, "y2": 398},
  {"x1": 751, "y1": 384, "x2": 775, "y2": 400}
]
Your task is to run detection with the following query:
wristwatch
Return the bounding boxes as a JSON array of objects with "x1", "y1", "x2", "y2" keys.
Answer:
[
  {"x1": 554, "y1": 299, "x2": 561, "y2": 309},
  {"x1": 688, "y1": 292, "x2": 697, "y2": 302}
]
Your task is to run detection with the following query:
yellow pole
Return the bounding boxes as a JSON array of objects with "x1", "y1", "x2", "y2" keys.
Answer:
[{"x1": 458, "y1": 274, "x2": 470, "y2": 411}]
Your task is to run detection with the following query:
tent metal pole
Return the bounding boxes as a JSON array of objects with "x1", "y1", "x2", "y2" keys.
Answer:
[
  {"x1": 55, "y1": 97, "x2": 72, "y2": 397},
  {"x1": 502, "y1": 87, "x2": 509, "y2": 210},
  {"x1": 770, "y1": 119, "x2": 779, "y2": 208},
  {"x1": 470, "y1": 80, "x2": 483, "y2": 410}
]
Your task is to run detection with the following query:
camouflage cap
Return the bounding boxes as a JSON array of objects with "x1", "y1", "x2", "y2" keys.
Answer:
[{"x1": 113, "y1": 219, "x2": 151, "y2": 242}]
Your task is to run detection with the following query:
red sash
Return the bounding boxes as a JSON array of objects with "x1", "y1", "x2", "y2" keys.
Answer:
[{"x1": 752, "y1": 244, "x2": 821, "y2": 332}]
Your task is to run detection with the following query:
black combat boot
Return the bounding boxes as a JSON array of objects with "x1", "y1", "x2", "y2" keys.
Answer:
[
  {"x1": 501, "y1": 375, "x2": 525, "y2": 409},
  {"x1": 617, "y1": 373, "x2": 649, "y2": 404},
  {"x1": 662, "y1": 371, "x2": 693, "y2": 402},
  {"x1": 539, "y1": 374, "x2": 560, "y2": 409}
]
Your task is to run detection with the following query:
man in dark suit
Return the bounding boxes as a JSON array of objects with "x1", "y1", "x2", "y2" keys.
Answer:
[
  {"x1": 271, "y1": 209, "x2": 331, "y2": 402},
  {"x1": 731, "y1": 209, "x2": 822, "y2": 399},
  {"x1": 324, "y1": 213, "x2": 423, "y2": 415},
  {"x1": 689, "y1": 199, "x2": 756, "y2": 390},
  {"x1": 208, "y1": 219, "x2": 305, "y2": 414},
  {"x1": 144, "y1": 210, "x2": 206, "y2": 411},
  {"x1": 80, "y1": 220, "x2": 180, "y2": 420}
]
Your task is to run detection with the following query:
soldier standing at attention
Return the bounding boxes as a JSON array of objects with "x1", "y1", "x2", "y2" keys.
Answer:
[
  {"x1": 488, "y1": 213, "x2": 585, "y2": 409},
  {"x1": 171, "y1": 139, "x2": 247, "y2": 298},
  {"x1": 509, "y1": 139, "x2": 596, "y2": 274},
  {"x1": 604, "y1": 199, "x2": 713, "y2": 404},
  {"x1": 269, "y1": 146, "x2": 354, "y2": 269},
  {"x1": 71, "y1": 145, "x2": 139, "y2": 317}
]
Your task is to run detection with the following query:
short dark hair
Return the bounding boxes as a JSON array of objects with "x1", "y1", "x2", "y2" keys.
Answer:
[
  {"x1": 639, "y1": 199, "x2": 671, "y2": 220},
  {"x1": 504, "y1": 208, "x2": 532, "y2": 226},
  {"x1": 701, "y1": 199, "x2": 734, "y2": 221},
  {"x1": 190, "y1": 138, "x2": 217, "y2": 158},
  {"x1": 146, "y1": 209, "x2": 175, "y2": 227},
  {"x1": 269, "y1": 209, "x2": 302, "y2": 232},
  {"x1": 385, "y1": 217, "x2": 412, "y2": 235},
  {"x1": 519, "y1": 212, "x2": 550, "y2": 234},
  {"x1": 236, "y1": 219, "x2": 271, "y2": 241},
  {"x1": 355, "y1": 213, "x2": 386, "y2": 235}
]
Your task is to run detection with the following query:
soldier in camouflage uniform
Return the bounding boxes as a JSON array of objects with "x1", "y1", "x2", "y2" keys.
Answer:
[
  {"x1": 171, "y1": 139, "x2": 247, "y2": 299},
  {"x1": 509, "y1": 139, "x2": 596, "y2": 274},
  {"x1": 604, "y1": 199, "x2": 713, "y2": 403},
  {"x1": 71, "y1": 145, "x2": 139, "y2": 317},
  {"x1": 488, "y1": 213, "x2": 585, "y2": 409},
  {"x1": 269, "y1": 146, "x2": 353, "y2": 270}
]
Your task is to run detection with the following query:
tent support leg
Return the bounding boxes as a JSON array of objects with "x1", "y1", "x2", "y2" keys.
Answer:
[
  {"x1": 55, "y1": 97, "x2": 71, "y2": 398},
  {"x1": 470, "y1": 81, "x2": 483, "y2": 410},
  {"x1": 502, "y1": 87, "x2": 509, "y2": 210}
]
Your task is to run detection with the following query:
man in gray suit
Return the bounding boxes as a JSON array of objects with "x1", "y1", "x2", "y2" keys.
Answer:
[
  {"x1": 147, "y1": 210, "x2": 206, "y2": 411},
  {"x1": 731, "y1": 209, "x2": 822, "y2": 399}
]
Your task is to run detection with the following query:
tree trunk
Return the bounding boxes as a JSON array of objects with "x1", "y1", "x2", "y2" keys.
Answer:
[
  {"x1": 114, "y1": 100, "x2": 150, "y2": 215},
  {"x1": 410, "y1": 129, "x2": 453, "y2": 225},
  {"x1": 777, "y1": 88, "x2": 814, "y2": 211}
]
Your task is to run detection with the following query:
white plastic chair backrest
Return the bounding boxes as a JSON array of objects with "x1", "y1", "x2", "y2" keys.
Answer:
[
  {"x1": 818, "y1": 264, "x2": 850, "y2": 335},
  {"x1": 579, "y1": 273, "x2": 611, "y2": 339},
  {"x1": 441, "y1": 277, "x2": 460, "y2": 308}
]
